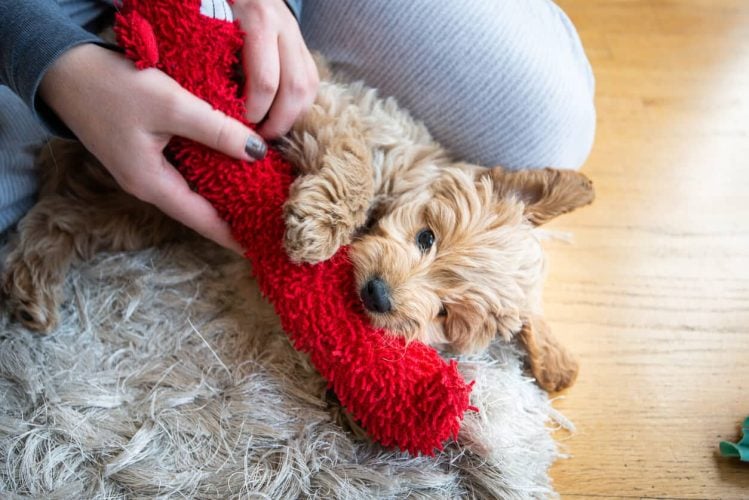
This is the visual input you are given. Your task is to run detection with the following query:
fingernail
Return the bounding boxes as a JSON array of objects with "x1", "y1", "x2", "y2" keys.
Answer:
[{"x1": 245, "y1": 136, "x2": 267, "y2": 160}]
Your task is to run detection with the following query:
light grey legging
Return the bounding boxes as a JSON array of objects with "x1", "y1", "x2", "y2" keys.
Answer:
[{"x1": 0, "y1": 0, "x2": 595, "y2": 233}]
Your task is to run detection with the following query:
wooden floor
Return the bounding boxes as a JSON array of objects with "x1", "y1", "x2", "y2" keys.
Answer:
[{"x1": 545, "y1": 1, "x2": 749, "y2": 498}]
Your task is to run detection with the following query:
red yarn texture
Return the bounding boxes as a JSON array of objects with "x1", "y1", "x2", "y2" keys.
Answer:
[{"x1": 114, "y1": 0, "x2": 474, "y2": 455}]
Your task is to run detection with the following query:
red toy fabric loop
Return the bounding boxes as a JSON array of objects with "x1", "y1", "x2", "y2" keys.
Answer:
[{"x1": 114, "y1": 10, "x2": 159, "y2": 69}]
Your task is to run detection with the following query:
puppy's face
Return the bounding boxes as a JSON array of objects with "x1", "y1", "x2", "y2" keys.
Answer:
[{"x1": 350, "y1": 165, "x2": 594, "y2": 353}]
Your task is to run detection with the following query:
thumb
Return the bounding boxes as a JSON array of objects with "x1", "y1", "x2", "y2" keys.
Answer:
[{"x1": 168, "y1": 85, "x2": 267, "y2": 161}]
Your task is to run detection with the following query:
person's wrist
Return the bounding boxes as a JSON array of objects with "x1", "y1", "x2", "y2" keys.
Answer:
[
  {"x1": 40, "y1": 44, "x2": 92, "y2": 114},
  {"x1": 39, "y1": 43, "x2": 120, "y2": 132}
]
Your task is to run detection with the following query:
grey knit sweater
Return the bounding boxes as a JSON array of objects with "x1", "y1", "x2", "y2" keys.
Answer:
[{"x1": 0, "y1": 1, "x2": 111, "y2": 133}]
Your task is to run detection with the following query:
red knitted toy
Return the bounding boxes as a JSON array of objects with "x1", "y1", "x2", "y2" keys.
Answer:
[{"x1": 114, "y1": 0, "x2": 475, "y2": 455}]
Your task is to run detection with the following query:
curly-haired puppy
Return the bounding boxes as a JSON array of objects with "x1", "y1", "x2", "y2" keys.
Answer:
[
  {"x1": 2, "y1": 68, "x2": 593, "y2": 393},
  {"x1": 281, "y1": 71, "x2": 594, "y2": 391}
]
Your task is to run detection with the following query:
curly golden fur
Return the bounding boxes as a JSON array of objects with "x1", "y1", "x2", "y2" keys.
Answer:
[
  {"x1": 280, "y1": 68, "x2": 594, "y2": 392},
  {"x1": 2, "y1": 65, "x2": 593, "y2": 393},
  {"x1": 1, "y1": 141, "x2": 185, "y2": 333}
]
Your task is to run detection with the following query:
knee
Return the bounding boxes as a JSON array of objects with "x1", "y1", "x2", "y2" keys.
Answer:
[
  {"x1": 484, "y1": 67, "x2": 597, "y2": 171},
  {"x1": 539, "y1": 90, "x2": 597, "y2": 171},
  {"x1": 442, "y1": 1, "x2": 597, "y2": 170},
  {"x1": 432, "y1": 60, "x2": 596, "y2": 171},
  {"x1": 301, "y1": 0, "x2": 597, "y2": 170}
]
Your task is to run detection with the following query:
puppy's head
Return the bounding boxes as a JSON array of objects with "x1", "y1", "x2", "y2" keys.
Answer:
[{"x1": 351, "y1": 165, "x2": 594, "y2": 354}]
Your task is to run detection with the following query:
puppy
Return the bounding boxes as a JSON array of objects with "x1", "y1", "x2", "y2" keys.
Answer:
[
  {"x1": 2, "y1": 68, "x2": 593, "y2": 392},
  {"x1": 280, "y1": 72, "x2": 594, "y2": 392}
]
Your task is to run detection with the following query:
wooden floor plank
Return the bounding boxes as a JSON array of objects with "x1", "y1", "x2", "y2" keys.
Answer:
[{"x1": 548, "y1": 1, "x2": 749, "y2": 497}]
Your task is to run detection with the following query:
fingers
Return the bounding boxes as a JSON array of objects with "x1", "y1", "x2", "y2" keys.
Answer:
[
  {"x1": 258, "y1": 32, "x2": 318, "y2": 139},
  {"x1": 233, "y1": 0, "x2": 319, "y2": 138},
  {"x1": 133, "y1": 157, "x2": 244, "y2": 254},
  {"x1": 243, "y1": 26, "x2": 281, "y2": 124},
  {"x1": 169, "y1": 86, "x2": 267, "y2": 161}
]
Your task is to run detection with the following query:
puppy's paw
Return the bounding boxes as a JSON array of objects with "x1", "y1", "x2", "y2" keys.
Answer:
[
  {"x1": 2, "y1": 253, "x2": 62, "y2": 334},
  {"x1": 284, "y1": 174, "x2": 368, "y2": 264},
  {"x1": 531, "y1": 358, "x2": 579, "y2": 393}
]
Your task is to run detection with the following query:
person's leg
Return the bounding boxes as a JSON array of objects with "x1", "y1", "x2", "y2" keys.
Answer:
[
  {"x1": 300, "y1": 0, "x2": 595, "y2": 170},
  {"x1": 0, "y1": 86, "x2": 48, "y2": 234}
]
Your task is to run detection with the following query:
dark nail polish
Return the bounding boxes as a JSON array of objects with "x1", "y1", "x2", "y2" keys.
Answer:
[{"x1": 245, "y1": 136, "x2": 267, "y2": 160}]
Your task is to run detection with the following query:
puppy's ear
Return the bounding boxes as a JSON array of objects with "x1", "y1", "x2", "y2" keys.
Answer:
[
  {"x1": 485, "y1": 167, "x2": 595, "y2": 225},
  {"x1": 516, "y1": 315, "x2": 579, "y2": 392},
  {"x1": 361, "y1": 198, "x2": 393, "y2": 232}
]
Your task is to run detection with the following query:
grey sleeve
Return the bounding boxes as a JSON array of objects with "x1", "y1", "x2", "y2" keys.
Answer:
[{"x1": 0, "y1": 0, "x2": 102, "y2": 133}]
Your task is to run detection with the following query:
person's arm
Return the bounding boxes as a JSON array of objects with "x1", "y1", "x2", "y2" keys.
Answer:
[
  {"x1": 0, "y1": 1, "x2": 265, "y2": 252},
  {"x1": 39, "y1": 43, "x2": 267, "y2": 253},
  {"x1": 0, "y1": 0, "x2": 104, "y2": 134},
  {"x1": 4, "y1": 0, "x2": 313, "y2": 253}
]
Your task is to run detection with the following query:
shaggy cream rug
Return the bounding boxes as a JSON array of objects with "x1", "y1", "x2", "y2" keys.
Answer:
[{"x1": 0, "y1": 240, "x2": 571, "y2": 498}]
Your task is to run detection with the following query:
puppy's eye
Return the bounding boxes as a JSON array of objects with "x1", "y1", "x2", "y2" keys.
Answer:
[{"x1": 416, "y1": 228, "x2": 435, "y2": 252}]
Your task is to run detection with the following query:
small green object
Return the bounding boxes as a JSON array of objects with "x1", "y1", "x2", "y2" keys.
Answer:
[{"x1": 720, "y1": 416, "x2": 749, "y2": 461}]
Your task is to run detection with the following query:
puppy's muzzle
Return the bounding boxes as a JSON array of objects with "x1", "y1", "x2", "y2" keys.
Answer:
[{"x1": 360, "y1": 277, "x2": 392, "y2": 313}]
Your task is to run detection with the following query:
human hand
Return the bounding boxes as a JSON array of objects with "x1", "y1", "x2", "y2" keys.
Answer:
[
  {"x1": 232, "y1": 0, "x2": 319, "y2": 139},
  {"x1": 39, "y1": 43, "x2": 266, "y2": 254}
]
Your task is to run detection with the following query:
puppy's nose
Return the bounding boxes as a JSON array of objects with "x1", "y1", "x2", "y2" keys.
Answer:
[{"x1": 360, "y1": 277, "x2": 392, "y2": 313}]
